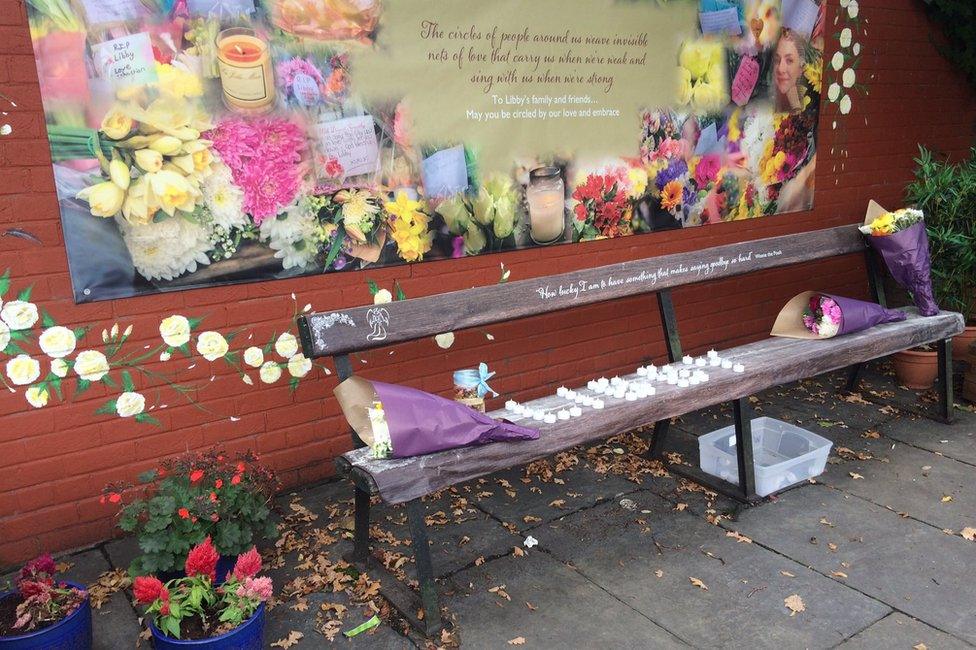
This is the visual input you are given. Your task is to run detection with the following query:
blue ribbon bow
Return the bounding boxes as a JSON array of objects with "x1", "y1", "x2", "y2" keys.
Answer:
[{"x1": 477, "y1": 362, "x2": 497, "y2": 398}]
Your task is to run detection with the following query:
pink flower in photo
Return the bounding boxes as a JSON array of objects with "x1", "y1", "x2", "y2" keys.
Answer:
[
  {"x1": 239, "y1": 157, "x2": 303, "y2": 223},
  {"x1": 276, "y1": 57, "x2": 325, "y2": 88},
  {"x1": 652, "y1": 138, "x2": 684, "y2": 162},
  {"x1": 694, "y1": 154, "x2": 722, "y2": 187}
]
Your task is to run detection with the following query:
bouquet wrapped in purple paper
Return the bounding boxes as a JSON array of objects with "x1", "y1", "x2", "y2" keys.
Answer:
[
  {"x1": 771, "y1": 291, "x2": 907, "y2": 339},
  {"x1": 860, "y1": 201, "x2": 939, "y2": 316},
  {"x1": 335, "y1": 377, "x2": 539, "y2": 459}
]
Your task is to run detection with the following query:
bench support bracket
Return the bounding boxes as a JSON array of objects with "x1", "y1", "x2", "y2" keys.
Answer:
[
  {"x1": 406, "y1": 500, "x2": 443, "y2": 637},
  {"x1": 938, "y1": 338, "x2": 953, "y2": 424}
]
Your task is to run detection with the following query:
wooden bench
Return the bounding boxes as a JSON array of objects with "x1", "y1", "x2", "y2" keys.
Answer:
[{"x1": 298, "y1": 224, "x2": 963, "y2": 636}]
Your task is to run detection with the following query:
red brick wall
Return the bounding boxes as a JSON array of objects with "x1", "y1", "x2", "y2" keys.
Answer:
[{"x1": 1, "y1": 0, "x2": 974, "y2": 566}]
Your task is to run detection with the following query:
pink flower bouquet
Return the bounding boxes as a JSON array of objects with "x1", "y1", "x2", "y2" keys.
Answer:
[{"x1": 771, "y1": 291, "x2": 907, "y2": 340}]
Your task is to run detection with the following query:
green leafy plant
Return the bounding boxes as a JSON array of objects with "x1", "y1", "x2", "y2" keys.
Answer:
[
  {"x1": 919, "y1": 0, "x2": 976, "y2": 87},
  {"x1": 104, "y1": 449, "x2": 280, "y2": 575},
  {"x1": 904, "y1": 145, "x2": 976, "y2": 321}
]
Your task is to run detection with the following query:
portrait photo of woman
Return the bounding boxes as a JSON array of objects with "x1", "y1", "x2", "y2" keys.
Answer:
[{"x1": 772, "y1": 28, "x2": 806, "y2": 113}]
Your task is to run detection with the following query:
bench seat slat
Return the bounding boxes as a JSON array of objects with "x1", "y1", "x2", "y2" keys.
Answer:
[{"x1": 336, "y1": 310, "x2": 963, "y2": 504}]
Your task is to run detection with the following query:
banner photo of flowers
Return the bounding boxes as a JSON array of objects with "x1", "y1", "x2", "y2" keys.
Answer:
[{"x1": 26, "y1": 0, "x2": 825, "y2": 302}]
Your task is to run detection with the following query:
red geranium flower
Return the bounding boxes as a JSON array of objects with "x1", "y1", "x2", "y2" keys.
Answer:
[
  {"x1": 189, "y1": 469, "x2": 204, "y2": 483},
  {"x1": 232, "y1": 547, "x2": 263, "y2": 580},
  {"x1": 185, "y1": 536, "x2": 219, "y2": 581},
  {"x1": 236, "y1": 462, "x2": 246, "y2": 473},
  {"x1": 231, "y1": 474, "x2": 241, "y2": 485},
  {"x1": 178, "y1": 508, "x2": 190, "y2": 519},
  {"x1": 132, "y1": 576, "x2": 165, "y2": 604},
  {"x1": 214, "y1": 479, "x2": 223, "y2": 489},
  {"x1": 209, "y1": 492, "x2": 218, "y2": 502}
]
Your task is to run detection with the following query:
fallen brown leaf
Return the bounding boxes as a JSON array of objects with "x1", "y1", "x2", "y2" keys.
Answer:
[
  {"x1": 849, "y1": 472, "x2": 864, "y2": 480},
  {"x1": 726, "y1": 530, "x2": 752, "y2": 544},
  {"x1": 654, "y1": 570, "x2": 664, "y2": 578},
  {"x1": 831, "y1": 571, "x2": 848, "y2": 579},
  {"x1": 508, "y1": 637, "x2": 526, "y2": 645},
  {"x1": 689, "y1": 577, "x2": 708, "y2": 591},
  {"x1": 525, "y1": 601, "x2": 537, "y2": 611},
  {"x1": 784, "y1": 594, "x2": 805, "y2": 616},
  {"x1": 961, "y1": 527, "x2": 976, "y2": 541},
  {"x1": 271, "y1": 631, "x2": 304, "y2": 648},
  {"x1": 780, "y1": 571, "x2": 796, "y2": 578}
]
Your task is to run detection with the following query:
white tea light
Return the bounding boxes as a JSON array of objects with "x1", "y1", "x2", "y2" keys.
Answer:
[
  {"x1": 587, "y1": 380, "x2": 599, "y2": 391},
  {"x1": 610, "y1": 376, "x2": 622, "y2": 386},
  {"x1": 592, "y1": 399, "x2": 605, "y2": 409},
  {"x1": 636, "y1": 366, "x2": 648, "y2": 377},
  {"x1": 556, "y1": 386, "x2": 568, "y2": 397},
  {"x1": 679, "y1": 369, "x2": 691, "y2": 379},
  {"x1": 707, "y1": 349, "x2": 718, "y2": 359},
  {"x1": 733, "y1": 363, "x2": 745, "y2": 373},
  {"x1": 709, "y1": 357, "x2": 722, "y2": 367},
  {"x1": 565, "y1": 390, "x2": 577, "y2": 400},
  {"x1": 625, "y1": 392, "x2": 638, "y2": 401},
  {"x1": 682, "y1": 355, "x2": 693, "y2": 365},
  {"x1": 505, "y1": 400, "x2": 518, "y2": 411},
  {"x1": 557, "y1": 410, "x2": 570, "y2": 420},
  {"x1": 667, "y1": 375, "x2": 679, "y2": 385},
  {"x1": 677, "y1": 379, "x2": 689, "y2": 388},
  {"x1": 695, "y1": 357, "x2": 707, "y2": 367},
  {"x1": 532, "y1": 411, "x2": 545, "y2": 421},
  {"x1": 613, "y1": 388, "x2": 626, "y2": 399},
  {"x1": 689, "y1": 377, "x2": 700, "y2": 386},
  {"x1": 582, "y1": 396, "x2": 594, "y2": 406},
  {"x1": 544, "y1": 413, "x2": 557, "y2": 424},
  {"x1": 721, "y1": 359, "x2": 733, "y2": 369},
  {"x1": 569, "y1": 406, "x2": 583, "y2": 417}
]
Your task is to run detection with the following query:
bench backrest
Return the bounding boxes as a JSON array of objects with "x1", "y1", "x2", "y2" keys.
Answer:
[{"x1": 298, "y1": 224, "x2": 867, "y2": 359}]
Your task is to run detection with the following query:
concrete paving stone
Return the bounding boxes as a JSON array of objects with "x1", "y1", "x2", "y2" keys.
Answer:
[
  {"x1": 838, "y1": 612, "x2": 972, "y2": 650},
  {"x1": 882, "y1": 409, "x2": 976, "y2": 467},
  {"x1": 443, "y1": 551, "x2": 688, "y2": 649},
  {"x1": 263, "y1": 591, "x2": 416, "y2": 649},
  {"x1": 62, "y1": 549, "x2": 142, "y2": 650},
  {"x1": 818, "y1": 430, "x2": 976, "y2": 533},
  {"x1": 729, "y1": 484, "x2": 976, "y2": 644},
  {"x1": 103, "y1": 536, "x2": 141, "y2": 574},
  {"x1": 369, "y1": 492, "x2": 522, "y2": 578},
  {"x1": 531, "y1": 490, "x2": 889, "y2": 649},
  {"x1": 468, "y1": 460, "x2": 640, "y2": 530}
]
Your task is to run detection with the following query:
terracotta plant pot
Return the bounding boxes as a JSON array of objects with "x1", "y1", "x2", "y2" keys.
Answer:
[
  {"x1": 964, "y1": 340, "x2": 976, "y2": 404},
  {"x1": 951, "y1": 324, "x2": 976, "y2": 361},
  {"x1": 892, "y1": 349, "x2": 939, "y2": 390}
]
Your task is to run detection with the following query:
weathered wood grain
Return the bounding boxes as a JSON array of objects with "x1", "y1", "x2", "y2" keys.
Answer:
[
  {"x1": 300, "y1": 225, "x2": 866, "y2": 358},
  {"x1": 337, "y1": 310, "x2": 964, "y2": 504}
]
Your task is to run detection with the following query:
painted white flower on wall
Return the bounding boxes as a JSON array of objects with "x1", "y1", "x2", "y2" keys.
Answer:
[
  {"x1": 840, "y1": 28, "x2": 852, "y2": 48},
  {"x1": 828, "y1": 83, "x2": 841, "y2": 102},
  {"x1": 435, "y1": 332, "x2": 455, "y2": 349},
  {"x1": 1, "y1": 300, "x2": 38, "y2": 331},
  {"x1": 839, "y1": 95, "x2": 852, "y2": 115},
  {"x1": 373, "y1": 289, "x2": 392, "y2": 304},
  {"x1": 842, "y1": 68, "x2": 856, "y2": 88},
  {"x1": 0, "y1": 321, "x2": 9, "y2": 352},
  {"x1": 287, "y1": 354, "x2": 312, "y2": 379},
  {"x1": 25, "y1": 385, "x2": 49, "y2": 408},
  {"x1": 196, "y1": 331, "x2": 229, "y2": 361},
  {"x1": 159, "y1": 315, "x2": 191, "y2": 347},
  {"x1": 51, "y1": 358, "x2": 69, "y2": 378},
  {"x1": 243, "y1": 346, "x2": 264, "y2": 368},
  {"x1": 847, "y1": 0, "x2": 858, "y2": 18},
  {"x1": 274, "y1": 332, "x2": 299, "y2": 358},
  {"x1": 831, "y1": 52, "x2": 844, "y2": 72},
  {"x1": 6, "y1": 354, "x2": 40, "y2": 386},
  {"x1": 39, "y1": 326, "x2": 77, "y2": 358},
  {"x1": 74, "y1": 350, "x2": 109, "y2": 381},
  {"x1": 116, "y1": 391, "x2": 146, "y2": 417},
  {"x1": 259, "y1": 360, "x2": 282, "y2": 384}
]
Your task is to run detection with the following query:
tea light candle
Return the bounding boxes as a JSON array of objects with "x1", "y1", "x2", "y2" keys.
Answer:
[
  {"x1": 610, "y1": 376, "x2": 622, "y2": 386},
  {"x1": 679, "y1": 369, "x2": 691, "y2": 379},
  {"x1": 625, "y1": 392, "x2": 638, "y2": 401},
  {"x1": 682, "y1": 355, "x2": 693, "y2": 365},
  {"x1": 709, "y1": 356, "x2": 722, "y2": 367},
  {"x1": 646, "y1": 386, "x2": 657, "y2": 396},
  {"x1": 574, "y1": 395, "x2": 586, "y2": 404},
  {"x1": 556, "y1": 386, "x2": 568, "y2": 397},
  {"x1": 689, "y1": 377, "x2": 700, "y2": 386},
  {"x1": 613, "y1": 388, "x2": 626, "y2": 399},
  {"x1": 544, "y1": 413, "x2": 557, "y2": 424},
  {"x1": 721, "y1": 359, "x2": 733, "y2": 369},
  {"x1": 532, "y1": 410, "x2": 545, "y2": 421},
  {"x1": 569, "y1": 406, "x2": 582, "y2": 417},
  {"x1": 733, "y1": 363, "x2": 745, "y2": 373},
  {"x1": 597, "y1": 377, "x2": 609, "y2": 386},
  {"x1": 695, "y1": 357, "x2": 707, "y2": 367},
  {"x1": 667, "y1": 375, "x2": 678, "y2": 385},
  {"x1": 647, "y1": 364, "x2": 657, "y2": 373},
  {"x1": 636, "y1": 366, "x2": 648, "y2": 377},
  {"x1": 513, "y1": 404, "x2": 526, "y2": 414},
  {"x1": 581, "y1": 396, "x2": 594, "y2": 406},
  {"x1": 565, "y1": 390, "x2": 577, "y2": 400},
  {"x1": 677, "y1": 379, "x2": 689, "y2": 388},
  {"x1": 707, "y1": 349, "x2": 718, "y2": 359},
  {"x1": 592, "y1": 400, "x2": 605, "y2": 409},
  {"x1": 603, "y1": 385, "x2": 616, "y2": 396},
  {"x1": 588, "y1": 380, "x2": 599, "y2": 391},
  {"x1": 505, "y1": 400, "x2": 518, "y2": 411},
  {"x1": 557, "y1": 410, "x2": 570, "y2": 420},
  {"x1": 216, "y1": 28, "x2": 276, "y2": 113}
]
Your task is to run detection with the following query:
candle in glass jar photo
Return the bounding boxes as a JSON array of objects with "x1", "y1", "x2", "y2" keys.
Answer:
[
  {"x1": 216, "y1": 28, "x2": 276, "y2": 113},
  {"x1": 527, "y1": 166, "x2": 567, "y2": 245}
]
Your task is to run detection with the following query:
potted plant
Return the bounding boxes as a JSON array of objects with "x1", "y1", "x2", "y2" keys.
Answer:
[
  {"x1": 0, "y1": 555, "x2": 91, "y2": 649},
  {"x1": 134, "y1": 538, "x2": 271, "y2": 649},
  {"x1": 104, "y1": 449, "x2": 280, "y2": 577},
  {"x1": 891, "y1": 147, "x2": 976, "y2": 389}
]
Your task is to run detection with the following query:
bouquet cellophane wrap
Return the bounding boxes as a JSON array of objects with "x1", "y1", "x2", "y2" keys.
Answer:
[
  {"x1": 334, "y1": 376, "x2": 538, "y2": 458},
  {"x1": 864, "y1": 200, "x2": 939, "y2": 316},
  {"x1": 771, "y1": 291, "x2": 907, "y2": 340}
]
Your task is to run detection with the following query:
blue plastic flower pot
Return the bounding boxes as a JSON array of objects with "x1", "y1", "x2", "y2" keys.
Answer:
[
  {"x1": 149, "y1": 603, "x2": 265, "y2": 650},
  {"x1": 0, "y1": 581, "x2": 92, "y2": 650}
]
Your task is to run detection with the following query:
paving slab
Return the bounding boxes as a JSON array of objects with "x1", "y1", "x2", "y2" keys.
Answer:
[
  {"x1": 531, "y1": 489, "x2": 889, "y2": 649},
  {"x1": 729, "y1": 484, "x2": 976, "y2": 644},
  {"x1": 883, "y1": 409, "x2": 976, "y2": 467},
  {"x1": 444, "y1": 551, "x2": 688, "y2": 649},
  {"x1": 818, "y1": 431, "x2": 976, "y2": 533},
  {"x1": 62, "y1": 549, "x2": 142, "y2": 650},
  {"x1": 838, "y1": 612, "x2": 972, "y2": 650}
]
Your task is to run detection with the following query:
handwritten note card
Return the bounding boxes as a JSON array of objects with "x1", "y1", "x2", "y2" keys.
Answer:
[
  {"x1": 93, "y1": 33, "x2": 157, "y2": 89},
  {"x1": 81, "y1": 0, "x2": 146, "y2": 25},
  {"x1": 188, "y1": 0, "x2": 255, "y2": 18},
  {"x1": 731, "y1": 56, "x2": 760, "y2": 106},
  {"x1": 694, "y1": 123, "x2": 721, "y2": 155},
  {"x1": 781, "y1": 0, "x2": 819, "y2": 39},
  {"x1": 699, "y1": 8, "x2": 741, "y2": 35},
  {"x1": 422, "y1": 146, "x2": 469, "y2": 198},
  {"x1": 316, "y1": 115, "x2": 379, "y2": 178}
]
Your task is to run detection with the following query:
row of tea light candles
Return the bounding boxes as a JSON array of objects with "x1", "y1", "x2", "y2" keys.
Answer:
[{"x1": 503, "y1": 349, "x2": 745, "y2": 424}]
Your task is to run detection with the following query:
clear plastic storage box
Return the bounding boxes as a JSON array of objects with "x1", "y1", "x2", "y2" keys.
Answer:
[{"x1": 698, "y1": 417, "x2": 833, "y2": 497}]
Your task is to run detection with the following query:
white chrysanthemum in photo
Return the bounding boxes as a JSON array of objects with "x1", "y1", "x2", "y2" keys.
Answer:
[
  {"x1": 159, "y1": 315, "x2": 191, "y2": 347},
  {"x1": 51, "y1": 358, "x2": 69, "y2": 378},
  {"x1": 259, "y1": 360, "x2": 282, "y2": 384},
  {"x1": 39, "y1": 326, "x2": 77, "y2": 358},
  {"x1": 74, "y1": 350, "x2": 109, "y2": 381},
  {"x1": 1, "y1": 300, "x2": 38, "y2": 331},
  {"x1": 261, "y1": 201, "x2": 318, "y2": 270},
  {"x1": 271, "y1": 240, "x2": 318, "y2": 271},
  {"x1": 740, "y1": 106, "x2": 775, "y2": 176},
  {"x1": 287, "y1": 353, "x2": 312, "y2": 378},
  {"x1": 6, "y1": 354, "x2": 40, "y2": 386},
  {"x1": 275, "y1": 332, "x2": 299, "y2": 358},
  {"x1": 196, "y1": 331, "x2": 229, "y2": 361},
  {"x1": 202, "y1": 162, "x2": 248, "y2": 231},
  {"x1": 116, "y1": 391, "x2": 146, "y2": 417},
  {"x1": 25, "y1": 385, "x2": 49, "y2": 408},
  {"x1": 0, "y1": 321, "x2": 9, "y2": 352},
  {"x1": 118, "y1": 215, "x2": 212, "y2": 282},
  {"x1": 244, "y1": 346, "x2": 264, "y2": 368}
]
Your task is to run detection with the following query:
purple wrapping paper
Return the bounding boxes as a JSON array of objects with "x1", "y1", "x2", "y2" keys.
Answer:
[
  {"x1": 373, "y1": 381, "x2": 538, "y2": 458},
  {"x1": 828, "y1": 294, "x2": 907, "y2": 335},
  {"x1": 866, "y1": 222, "x2": 939, "y2": 316}
]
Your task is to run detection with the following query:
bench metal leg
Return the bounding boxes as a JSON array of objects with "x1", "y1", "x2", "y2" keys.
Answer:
[
  {"x1": 351, "y1": 486, "x2": 371, "y2": 564},
  {"x1": 648, "y1": 419, "x2": 670, "y2": 459},
  {"x1": 732, "y1": 399, "x2": 758, "y2": 500},
  {"x1": 938, "y1": 338, "x2": 953, "y2": 424},
  {"x1": 845, "y1": 362, "x2": 864, "y2": 393},
  {"x1": 406, "y1": 500, "x2": 442, "y2": 637}
]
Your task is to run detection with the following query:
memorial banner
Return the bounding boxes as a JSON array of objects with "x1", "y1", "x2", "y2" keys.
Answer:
[{"x1": 26, "y1": 0, "x2": 825, "y2": 301}]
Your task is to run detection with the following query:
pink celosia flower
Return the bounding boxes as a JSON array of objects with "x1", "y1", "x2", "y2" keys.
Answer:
[
  {"x1": 232, "y1": 547, "x2": 263, "y2": 580},
  {"x1": 236, "y1": 576, "x2": 273, "y2": 602}
]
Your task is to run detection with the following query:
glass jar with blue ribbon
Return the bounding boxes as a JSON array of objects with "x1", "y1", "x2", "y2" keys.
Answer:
[{"x1": 452, "y1": 363, "x2": 498, "y2": 413}]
